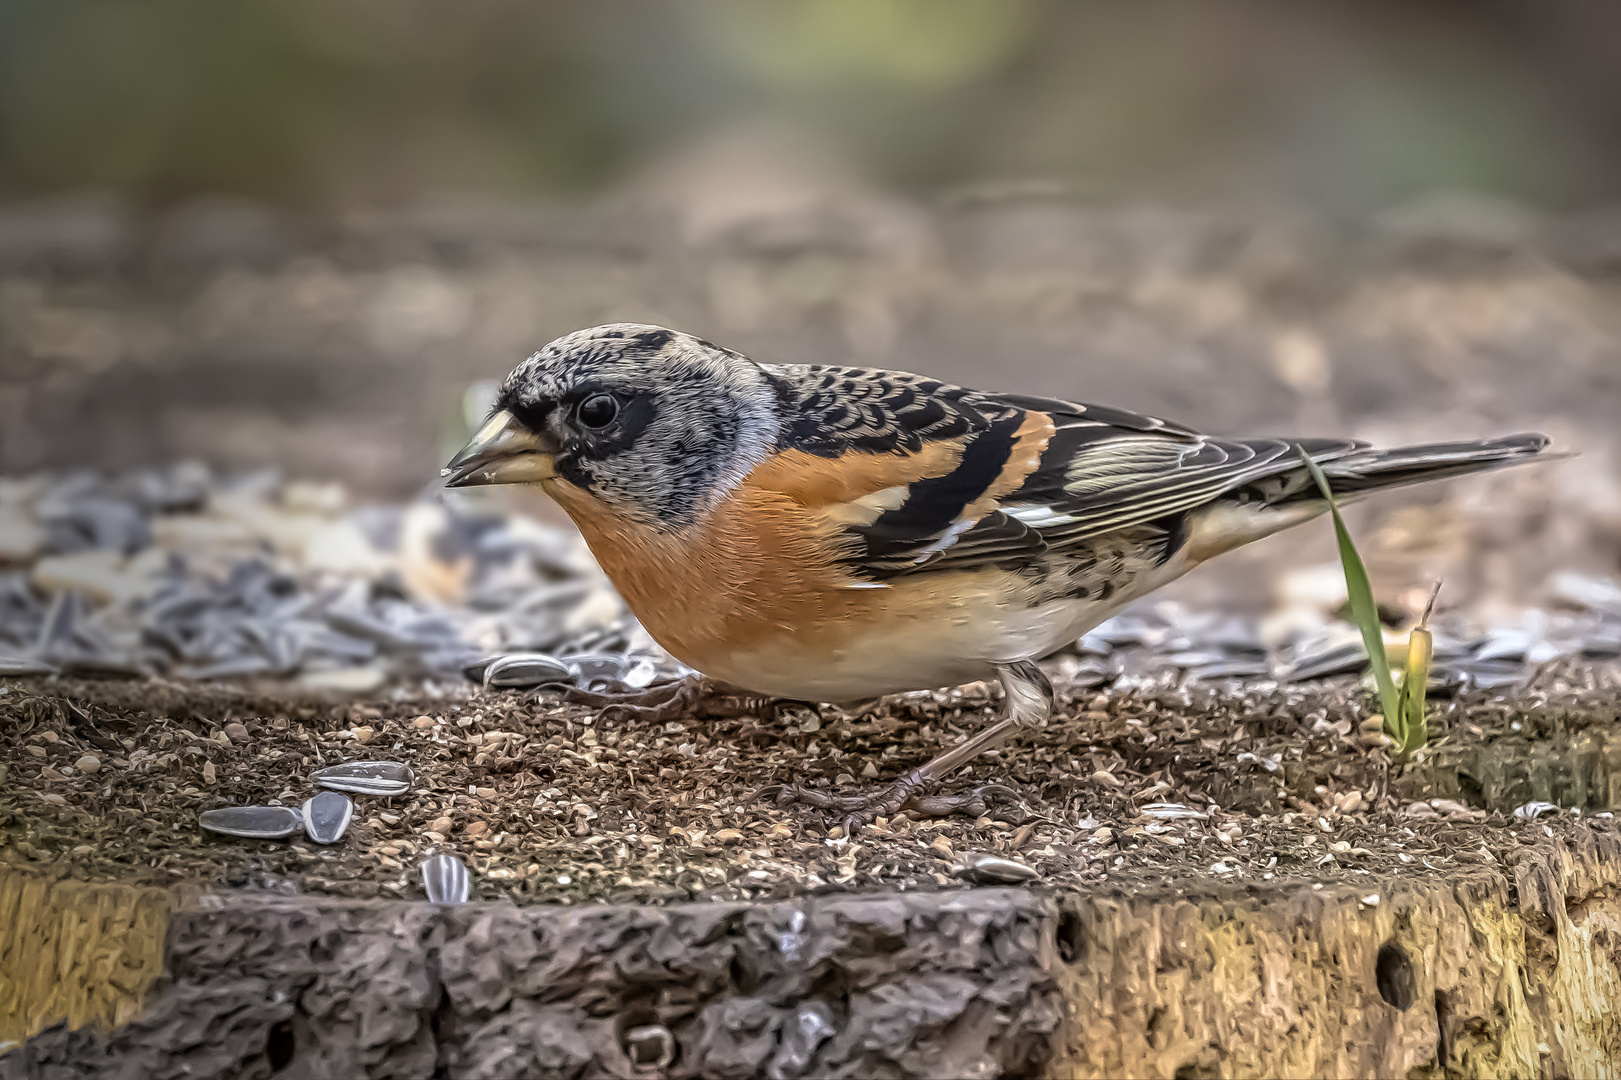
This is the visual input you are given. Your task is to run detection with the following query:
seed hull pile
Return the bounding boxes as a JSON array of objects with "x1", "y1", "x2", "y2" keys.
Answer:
[{"x1": 3, "y1": 665, "x2": 1617, "y2": 906}]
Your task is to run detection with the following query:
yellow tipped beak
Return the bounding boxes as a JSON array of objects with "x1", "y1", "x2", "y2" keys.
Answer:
[{"x1": 441, "y1": 410, "x2": 556, "y2": 487}]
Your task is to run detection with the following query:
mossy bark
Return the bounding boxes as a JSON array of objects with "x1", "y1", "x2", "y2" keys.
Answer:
[
  {"x1": 1408, "y1": 728, "x2": 1621, "y2": 815},
  {"x1": 1049, "y1": 829, "x2": 1621, "y2": 1078}
]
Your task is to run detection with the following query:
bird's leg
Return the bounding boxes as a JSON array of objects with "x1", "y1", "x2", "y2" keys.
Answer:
[
  {"x1": 566, "y1": 676, "x2": 775, "y2": 723},
  {"x1": 762, "y1": 661, "x2": 1051, "y2": 832}
]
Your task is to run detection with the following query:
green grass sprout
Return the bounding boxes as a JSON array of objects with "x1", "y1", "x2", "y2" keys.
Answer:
[
  {"x1": 1298, "y1": 447, "x2": 1409, "y2": 751},
  {"x1": 1392, "y1": 582, "x2": 1441, "y2": 757}
]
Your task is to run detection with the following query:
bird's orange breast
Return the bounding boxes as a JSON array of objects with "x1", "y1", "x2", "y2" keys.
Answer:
[
  {"x1": 540, "y1": 446, "x2": 996, "y2": 683},
  {"x1": 541, "y1": 459, "x2": 863, "y2": 671}
]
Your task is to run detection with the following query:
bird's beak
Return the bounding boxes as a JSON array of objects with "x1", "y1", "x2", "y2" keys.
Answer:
[{"x1": 441, "y1": 410, "x2": 557, "y2": 487}]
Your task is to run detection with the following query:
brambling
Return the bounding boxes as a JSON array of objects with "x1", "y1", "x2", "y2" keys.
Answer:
[{"x1": 445, "y1": 323, "x2": 1552, "y2": 823}]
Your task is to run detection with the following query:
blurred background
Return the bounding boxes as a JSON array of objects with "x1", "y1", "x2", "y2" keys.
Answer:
[{"x1": 4, "y1": 0, "x2": 1621, "y2": 617}]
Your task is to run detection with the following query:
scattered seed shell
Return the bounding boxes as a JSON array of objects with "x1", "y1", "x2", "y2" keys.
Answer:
[
  {"x1": 199, "y1": 805, "x2": 303, "y2": 840},
  {"x1": 1139, "y1": 802, "x2": 1207, "y2": 820},
  {"x1": 473, "y1": 652, "x2": 572, "y2": 689},
  {"x1": 0, "y1": 655, "x2": 57, "y2": 676},
  {"x1": 422, "y1": 851, "x2": 472, "y2": 904},
  {"x1": 960, "y1": 853, "x2": 1041, "y2": 884},
  {"x1": 312, "y1": 760, "x2": 414, "y2": 796},
  {"x1": 301, "y1": 791, "x2": 354, "y2": 844},
  {"x1": 1513, "y1": 800, "x2": 1560, "y2": 821}
]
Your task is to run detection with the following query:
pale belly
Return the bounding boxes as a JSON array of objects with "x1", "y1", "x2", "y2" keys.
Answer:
[
  {"x1": 637, "y1": 543, "x2": 1205, "y2": 702},
  {"x1": 689, "y1": 589, "x2": 1106, "y2": 702}
]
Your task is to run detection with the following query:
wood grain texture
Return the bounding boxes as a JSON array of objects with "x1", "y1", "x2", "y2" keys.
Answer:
[{"x1": 0, "y1": 870, "x2": 170, "y2": 1049}]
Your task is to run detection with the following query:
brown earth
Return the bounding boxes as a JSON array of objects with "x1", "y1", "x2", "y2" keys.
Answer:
[{"x1": 3, "y1": 667, "x2": 1619, "y2": 904}]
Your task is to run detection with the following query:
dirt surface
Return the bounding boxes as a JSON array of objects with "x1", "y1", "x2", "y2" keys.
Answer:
[{"x1": 3, "y1": 664, "x2": 1618, "y2": 907}]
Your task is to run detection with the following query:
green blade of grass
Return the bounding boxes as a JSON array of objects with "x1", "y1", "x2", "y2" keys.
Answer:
[{"x1": 1297, "y1": 448, "x2": 1402, "y2": 732}]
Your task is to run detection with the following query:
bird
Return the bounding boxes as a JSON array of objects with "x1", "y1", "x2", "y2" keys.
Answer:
[{"x1": 444, "y1": 323, "x2": 1554, "y2": 825}]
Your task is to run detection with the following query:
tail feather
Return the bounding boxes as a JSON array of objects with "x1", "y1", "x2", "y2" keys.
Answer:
[
  {"x1": 1181, "y1": 432, "x2": 1557, "y2": 562},
  {"x1": 1238, "y1": 432, "x2": 1559, "y2": 509},
  {"x1": 1314, "y1": 432, "x2": 1555, "y2": 496}
]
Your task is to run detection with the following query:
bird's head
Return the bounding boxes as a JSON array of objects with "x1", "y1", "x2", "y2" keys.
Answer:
[{"x1": 443, "y1": 324, "x2": 782, "y2": 528}]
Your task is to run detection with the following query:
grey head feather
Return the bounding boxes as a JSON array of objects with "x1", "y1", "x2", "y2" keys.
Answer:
[{"x1": 497, "y1": 324, "x2": 782, "y2": 528}]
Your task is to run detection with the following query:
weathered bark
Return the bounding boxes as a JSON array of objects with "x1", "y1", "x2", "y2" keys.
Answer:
[
  {"x1": 1049, "y1": 829, "x2": 1621, "y2": 1079},
  {"x1": 3, "y1": 881, "x2": 1062, "y2": 1078},
  {"x1": 5, "y1": 830, "x2": 1619, "y2": 1079}
]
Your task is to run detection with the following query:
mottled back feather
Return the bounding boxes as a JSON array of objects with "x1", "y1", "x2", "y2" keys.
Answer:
[{"x1": 763, "y1": 363, "x2": 1369, "y2": 580}]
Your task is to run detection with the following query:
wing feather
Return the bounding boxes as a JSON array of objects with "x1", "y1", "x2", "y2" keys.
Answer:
[{"x1": 762, "y1": 364, "x2": 1363, "y2": 581}]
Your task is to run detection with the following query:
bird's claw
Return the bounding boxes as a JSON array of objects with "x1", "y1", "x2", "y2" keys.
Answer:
[
  {"x1": 907, "y1": 783, "x2": 1019, "y2": 819},
  {"x1": 566, "y1": 678, "x2": 700, "y2": 722},
  {"x1": 566, "y1": 677, "x2": 776, "y2": 722}
]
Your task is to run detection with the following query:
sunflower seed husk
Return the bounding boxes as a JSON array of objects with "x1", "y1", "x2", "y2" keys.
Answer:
[
  {"x1": 422, "y1": 851, "x2": 472, "y2": 904},
  {"x1": 1186, "y1": 657, "x2": 1270, "y2": 681},
  {"x1": 1473, "y1": 628, "x2": 1535, "y2": 663},
  {"x1": 199, "y1": 805, "x2": 303, "y2": 840},
  {"x1": 1579, "y1": 626, "x2": 1621, "y2": 657},
  {"x1": 774, "y1": 1003, "x2": 836, "y2": 1076},
  {"x1": 1074, "y1": 633, "x2": 1114, "y2": 657},
  {"x1": 475, "y1": 652, "x2": 572, "y2": 688},
  {"x1": 1087, "y1": 615, "x2": 1162, "y2": 648},
  {"x1": 179, "y1": 654, "x2": 277, "y2": 681},
  {"x1": 1275, "y1": 627, "x2": 1368, "y2": 682},
  {"x1": 301, "y1": 790, "x2": 354, "y2": 844},
  {"x1": 1140, "y1": 802, "x2": 1208, "y2": 820},
  {"x1": 0, "y1": 655, "x2": 57, "y2": 676},
  {"x1": 1458, "y1": 660, "x2": 1526, "y2": 690},
  {"x1": 563, "y1": 652, "x2": 627, "y2": 688},
  {"x1": 1513, "y1": 800, "x2": 1561, "y2": 821},
  {"x1": 1066, "y1": 656, "x2": 1112, "y2": 689},
  {"x1": 960, "y1": 853, "x2": 1041, "y2": 884},
  {"x1": 312, "y1": 760, "x2": 414, "y2": 796},
  {"x1": 1549, "y1": 571, "x2": 1621, "y2": 619},
  {"x1": 1164, "y1": 650, "x2": 1231, "y2": 669}
]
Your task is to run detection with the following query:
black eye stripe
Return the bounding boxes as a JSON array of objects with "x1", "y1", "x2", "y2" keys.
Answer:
[{"x1": 503, "y1": 398, "x2": 554, "y2": 433}]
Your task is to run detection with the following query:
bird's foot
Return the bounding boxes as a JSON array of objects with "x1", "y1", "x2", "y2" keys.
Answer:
[
  {"x1": 761, "y1": 774, "x2": 1019, "y2": 835},
  {"x1": 566, "y1": 676, "x2": 774, "y2": 723}
]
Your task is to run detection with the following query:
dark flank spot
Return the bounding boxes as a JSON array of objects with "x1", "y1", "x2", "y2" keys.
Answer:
[
  {"x1": 632, "y1": 329, "x2": 673, "y2": 350},
  {"x1": 1153, "y1": 511, "x2": 1188, "y2": 567}
]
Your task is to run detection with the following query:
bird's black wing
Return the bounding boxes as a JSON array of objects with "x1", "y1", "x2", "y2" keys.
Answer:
[{"x1": 764, "y1": 365, "x2": 1363, "y2": 580}]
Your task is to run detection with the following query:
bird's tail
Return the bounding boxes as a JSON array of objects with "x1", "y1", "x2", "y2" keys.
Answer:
[
  {"x1": 1180, "y1": 432, "x2": 1558, "y2": 563},
  {"x1": 1283, "y1": 432, "x2": 1556, "y2": 502}
]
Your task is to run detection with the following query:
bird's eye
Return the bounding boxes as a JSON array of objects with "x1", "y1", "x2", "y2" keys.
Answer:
[{"x1": 576, "y1": 394, "x2": 618, "y2": 429}]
